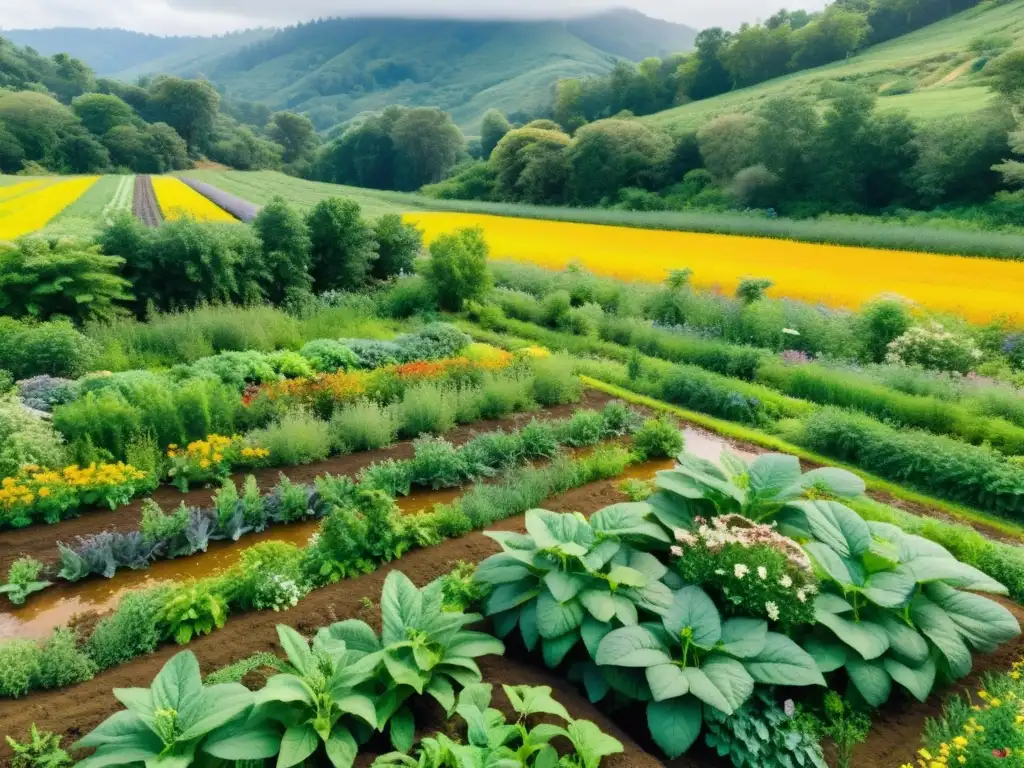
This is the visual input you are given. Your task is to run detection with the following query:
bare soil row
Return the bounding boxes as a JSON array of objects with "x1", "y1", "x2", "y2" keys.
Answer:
[{"x1": 131, "y1": 174, "x2": 162, "y2": 227}]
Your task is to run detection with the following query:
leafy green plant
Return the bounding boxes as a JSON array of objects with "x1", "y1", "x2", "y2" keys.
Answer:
[
  {"x1": 155, "y1": 580, "x2": 229, "y2": 645},
  {"x1": 619, "y1": 478, "x2": 654, "y2": 501},
  {"x1": 631, "y1": 416, "x2": 684, "y2": 460},
  {"x1": 374, "y1": 682, "x2": 624, "y2": 768},
  {"x1": 596, "y1": 585, "x2": 824, "y2": 757},
  {"x1": 439, "y1": 561, "x2": 487, "y2": 613},
  {"x1": 1, "y1": 556, "x2": 51, "y2": 605},
  {"x1": 813, "y1": 691, "x2": 870, "y2": 768},
  {"x1": 476, "y1": 506, "x2": 674, "y2": 672},
  {"x1": 72, "y1": 651, "x2": 260, "y2": 768},
  {"x1": 5, "y1": 724, "x2": 72, "y2": 768},
  {"x1": 703, "y1": 689, "x2": 827, "y2": 768}
]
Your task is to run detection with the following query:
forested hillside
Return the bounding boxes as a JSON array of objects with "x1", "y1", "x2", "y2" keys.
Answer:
[{"x1": 7, "y1": 12, "x2": 695, "y2": 133}]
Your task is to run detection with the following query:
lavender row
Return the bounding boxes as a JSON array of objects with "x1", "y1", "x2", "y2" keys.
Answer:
[{"x1": 178, "y1": 176, "x2": 262, "y2": 222}]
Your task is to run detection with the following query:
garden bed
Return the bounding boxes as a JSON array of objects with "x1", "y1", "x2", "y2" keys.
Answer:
[{"x1": 0, "y1": 389, "x2": 616, "y2": 575}]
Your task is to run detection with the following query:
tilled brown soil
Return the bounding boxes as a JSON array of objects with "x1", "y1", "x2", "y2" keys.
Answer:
[
  {"x1": 131, "y1": 174, "x2": 162, "y2": 227},
  {"x1": 0, "y1": 391, "x2": 614, "y2": 575}
]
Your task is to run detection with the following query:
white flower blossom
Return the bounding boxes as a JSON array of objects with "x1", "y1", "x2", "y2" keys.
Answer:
[
  {"x1": 779, "y1": 575, "x2": 793, "y2": 588},
  {"x1": 734, "y1": 563, "x2": 749, "y2": 579},
  {"x1": 765, "y1": 601, "x2": 780, "y2": 621},
  {"x1": 670, "y1": 546, "x2": 683, "y2": 557},
  {"x1": 784, "y1": 699, "x2": 796, "y2": 717},
  {"x1": 714, "y1": 569, "x2": 726, "y2": 576},
  {"x1": 796, "y1": 589, "x2": 807, "y2": 603},
  {"x1": 757, "y1": 566, "x2": 768, "y2": 580}
]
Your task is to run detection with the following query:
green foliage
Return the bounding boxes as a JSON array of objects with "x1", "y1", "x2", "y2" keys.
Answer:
[
  {"x1": 439, "y1": 562, "x2": 487, "y2": 613},
  {"x1": 0, "y1": 640, "x2": 41, "y2": 698},
  {"x1": 35, "y1": 628, "x2": 96, "y2": 690},
  {"x1": 155, "y1": 580, "x2": 229, "y2": 645},
  {"x1": 0, "y1": 238, "x2": 131, "y2": 323},
  {"x1": 373, "y1": 214, "x2": 422, "y2": 280},
  {"x1": 5, "y1": 724, "x2": 72, "y2": 768},
  {"x1": 237, "y1": 541, "x2": 308, "y2": 612},
  {"x1": 632, "y1": 416, "x2": 685, "y2": 460},
  {"x1": 530, "y1": 352, "x2": 582, "y2": 406},
  {"x1": 1, "y1": 557, "x2": 52, "y2": 606},
  {"x1": 250, "y1": 409, "x2": 332, "y2": 466},
  {"x1": 885, "y1": 322, "x2": 983, "y2": 374},
  {"x1": 856, "y1": 298, "x2": 913, "y2": 363},
  {"x1": 307, "y1": 197, "x2": 379, "y2": 291},
  {"x1": 813, "y1": 692, "x2": 871, "y2": 768},
  {"x1": 424, "y1": 227, "x2": 492, "y2": 311},
  {"x1": 0, "y1": 394, "x2": 66, "y2": 480},
  {"x1": 703, "y1": 689, "x2": 827, "y2": 768},
  {"x1": 0, "y1": 317, "x2": 94, "y2": 379},
  {"x1": 204, "y1": 651, "x2": 283, "y2": 686},
  {"x1": 86, "y1": 588, "x2": 165, "y2": 670},
  {"x1": 374, "y1": 683, "x2": 624, "y2": 768},
  {"x1": 299, "y1": 339, "x2": 359, "y2": 373},
  {"x1": 736, "y1": 278, "x2": 774, "y2": 305},
  {"x1": 72, "y1": 650, "x2": 257, "y2": 768},
  {"x1": 330, "y1": 399, "x2": 401, "y2": 453},
  {"x1": 252, "y1": 196, "x2": 312, "y2": 304}
]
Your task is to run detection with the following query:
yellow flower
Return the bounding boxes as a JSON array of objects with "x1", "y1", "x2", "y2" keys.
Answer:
[
  {"x1": 199, "y1": 459, "x2": 211, "y2": 469},
  {"x1": 38, "y1": 487, "x2": 51, "y2": 498}
]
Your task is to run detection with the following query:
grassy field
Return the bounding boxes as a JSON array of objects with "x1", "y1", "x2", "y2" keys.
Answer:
[
  {"x1": 642, "y1": 0, "x2": 1024, "y2": 133},
  {"x1": 40, "y1": 174, "x2": 127, "y2": 238}
]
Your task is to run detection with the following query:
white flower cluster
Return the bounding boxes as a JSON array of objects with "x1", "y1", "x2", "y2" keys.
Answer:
[
  {"x1": 671, "y1": 514, "x2": 811, "y2": 571},
  {"x1": 885, "y1": 322, "x2": 983, "y2": 373},
  {"x1": 254, "y1": 574, "x2": 303, "y2": 612}
]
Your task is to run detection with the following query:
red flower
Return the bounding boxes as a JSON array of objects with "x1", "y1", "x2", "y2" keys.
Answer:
[{"x1": 993, "y1": 748, "x2": 1010, "y2": 758}]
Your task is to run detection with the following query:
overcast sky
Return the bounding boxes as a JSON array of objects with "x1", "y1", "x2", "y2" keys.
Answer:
[{"x1": 0, "y1": 0, "x2": 831, "y2": 36}]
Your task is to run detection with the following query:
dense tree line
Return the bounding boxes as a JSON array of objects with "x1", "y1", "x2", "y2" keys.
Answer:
[
  {"x1": 550, "y1": 0, "x2": 988, "y2": 126},
  {"x1": 0, "y1": 35, "x2": 320, "y2": 176},
  {"x1": 422, "y1": 59, "x2": 1024, "y2": 221}
]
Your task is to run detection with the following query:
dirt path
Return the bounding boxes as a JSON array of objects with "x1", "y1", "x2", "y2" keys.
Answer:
[
  {"x1": 131, "y1": 174, "x2": 162, "y2": 227},
  {"x1": 929, "y1": 57, "x2": 977, "y2": 87},
  {"x1": 0, "y1": 391, "x2": 615, "y2": 575}
]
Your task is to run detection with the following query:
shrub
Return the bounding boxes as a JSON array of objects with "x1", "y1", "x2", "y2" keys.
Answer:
[
  {"x1": 0, "y1": 318, "x2": 95, "y2": 380},
  {"x1": 139, "y1": 499, "x2": 189, "y2": 545},
  {"x1": 474, "y1": 373, "x2": 535, "y2": 419},
  {"x1": 540, "y1": 289, "x2": 573, "y2": 329},
  {"x1": 632, "y1": 416, "x2": 685, "y2": 460},
  {"x1": 249, "y1": 409, "x2": 331, "y2": 466},
  {"x1": 359, "y1": 458, "x2": 414, "y2": 497},
  {"x1": 530, "y1": 353, "x2": 582, "y2": 406},
  {"x1": 0, "y1": 640, "x2": 40, "y2": 698},
  {"x1": 339, "y1": 338, "x2": 402, "y2": 369},
  {"x1": 736, "y1": 277, "x2": 773, "y2": 304},
  {"x1": 461, "y1": 429, "x2": 525, "y2": 472},
  {"x1": 155, "y1": 580, "x2": 228, "y2": 645},
  {"x1": 298, "y1": 339, "x2": 359, "y2": 373},
  {"x1": 423, "y1": 226, "x2": 492, "y2": 311},
  {"x1": 15, "y1": 376, "x2": 77, "y2": 413},
  {"x1": 172, "y1": 350, "x2": 278, "y2": 390},
  {"x1": 886, "y1": 322, "x2": 983, "y2": 373},
  {"x1": 557, "y1": 409, "x2": 607, "y2": 447},
  {"x1": 396, "y1": 381, "x2": 458, "y2": 437},
  {"x1": 306, "y1": 197, "x2": 379, "y2": 291},
  {"x1": 372, "y1": 214, "x2": 422, "y2": 280},
  {"x1": 409, "y1": 436, "x2": 470, "y2": 489},
  {"x1": 518, "y1": 419, "x2": 560, "y2": 459},
  {"x1": 329, "y1": 400, "x2": 400, "y2": 453},
  {"x1": 86, "y1": 589, "x2": 165, "y2": 670},
  {"x1": 395, "y1": 323, "x2": 471, "y2": 362},
  {"x1": 237, "y1": 541, "x2": 308, "y2": 612},
  {"x1": 856, "y1": 297, "x2": 913, "y2": 363},
  {"x1": 34, "y1": 628, "x2": 95, "y2": 689},
  {"x1": 1, "y1": 557, "x2": 51, "y2": 606},
  {"x1": 5, "y1": 724, "x2": 72, "y2": 768},
  {"x1": 704, "y1": 689, "x2": 826, "y2": 768},
  {"x1": 266, "y1": 350, "x2": 314, "y2": 379},
  {"x1": 378, "y1": 274, "x2": 436, "y2": 318},
  {"x1": 0, "y1": 396, "x2": 65, "y2": 479}
]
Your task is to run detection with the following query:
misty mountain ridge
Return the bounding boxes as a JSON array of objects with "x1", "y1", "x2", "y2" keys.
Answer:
[{"x1": 3, "y1": 9, "x2": 696, "y2": 132}]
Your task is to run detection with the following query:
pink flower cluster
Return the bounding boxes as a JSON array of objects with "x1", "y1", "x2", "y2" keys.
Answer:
[{"x1": 671, "y1": 514, "x2": 811, "y2": 572}]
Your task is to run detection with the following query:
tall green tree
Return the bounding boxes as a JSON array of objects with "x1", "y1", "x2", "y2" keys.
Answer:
[
  {"x1": 424, "y1": 227, "x2": 492, "y2": 311},
  {"x1": 489, "y1": 126, "x2": 571, "y2": 202},
  {"x1": 390, "y1": 107, "x2": 465, "y2": 190},
  {"x1": 71, "y1": 93, "x2": 136, "y2": 136},
  {"x1": 268, "y1": 111, "x2": 319, "y2": 168},
  {"x1": 148, "y1": 76, "x2": 220, "y2": 152},
  {"x1": 253, "y1": 197, "x2": 312, "y2": 303},
  {"x1": 689, "y1": 28, "x2": 733, "y2": 101},
  {"x1": 566, "y1": 119, "x2": 673, "y2": 204},
  {"x1": 306, "y1": 198, "x2": 378, "y2": 291},
  {"x1": 480, "y1": 109, "x2": 512, "y2": 159},
  {"x1": 372, "y1": 214, "x2": 422, "y2": 280}
]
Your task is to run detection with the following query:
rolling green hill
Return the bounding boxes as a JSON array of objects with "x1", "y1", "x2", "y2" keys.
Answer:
[
  {"x1": 7, "y1": 11, "x2": 695, "y2": 133},
  {"x1": 641, "y1": 0, "x2": 1024, "y2": 134}
]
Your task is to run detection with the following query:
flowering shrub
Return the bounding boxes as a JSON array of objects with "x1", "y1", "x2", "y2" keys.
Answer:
[
  {"x1": 251, "y1": 574, "x2": 305, "y2": 612},
  {"x1": 886, "y1": 323, "x2": 984, "y2": 374},
  {"x1": 780, "y1": 349, "x2": 812, "y2": 365},
  {"x1": 0, "y1": 462, "x2": 152, "y2": 528},
  {"x1": 907, "y1": 659, "x2": 1024, "y2": 768},
  {"x1": 671, "y1": 514, "x2": 818, "y2": 631},
  {"x1": 165, "y1": 435, "x2": 270, "y2": 492}
]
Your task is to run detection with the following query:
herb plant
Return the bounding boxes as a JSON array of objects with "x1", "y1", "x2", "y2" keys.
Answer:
[
  {"x1": 1, "y1": 556, "x2": 52, "y2": 605},
  {"x1": 6, "y1": 724, "x2": 72, "y2": 768}
]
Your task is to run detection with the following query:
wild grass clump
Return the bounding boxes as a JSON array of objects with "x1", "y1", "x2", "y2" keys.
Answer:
[
  {"x1": 249, "y1": 410, "x2": 332, "y2": 466},
  {"x1": 395, "y1": 381, "x2": 458, "y2": 437},
  {"x1": 329, "y1": 400, "x2": 400, "y2": 453},
  {"x1": 530, "y1": 353, "x2": 582, "y2": 406}
]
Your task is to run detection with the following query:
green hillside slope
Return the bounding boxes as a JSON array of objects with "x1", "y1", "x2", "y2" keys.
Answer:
[{"x1": 642, "y1": 0, "x2": 1024, "y2": 133}]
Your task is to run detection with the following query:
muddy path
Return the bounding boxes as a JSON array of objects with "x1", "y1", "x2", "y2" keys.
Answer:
[
  {"x1": 131, "y1": 174, "x2": 162, "y2": 227},
  {"x1": 0, "y1": 391, "x2": 615, "y2": 575}
]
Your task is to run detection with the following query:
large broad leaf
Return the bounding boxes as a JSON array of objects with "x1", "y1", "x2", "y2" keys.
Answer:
[
  {"x1": 474, "y1": 554, "x2": 535, "y2": 585},
  {"x1": 862, "y1": 568, "x2": 917, "y2": 609},
  {"x1": 656, "y1": 468, "x2": 743, "y2": 506},
  {"x1": 663, "y1": 586, "x2": 721, "y2": 648},
  {"x1": 884, "y1": 657, "x2": 937, "y2": 703},
  {"x1": 536, "y1": 591, "x2": 584, "y2": 639},
  {"x1": 381, "y1": 572, "x2": 423, "y2": 647},
  {"x1": 73, "y1": 710, "x2": 163, "y2": 753},
  {"x1": 606, "y1": 566, "x2": 648, "y2": 589},
  {"x1": 682, "y1": 666, "x2": 734, "y2": 714},
  {"x1": 909, "y1": 594, "x2": 973, "y2": 678},
  {"x1": 582, "y1": 663, "x2": 611, "y2": 703},
  {"x1": 504, "y1": 685, "x2": 571, "y2": 721},
  {"x1": 700, "y1": 656, "x2": 755, "y2": 713},
  {"x1": 618, "y1": 551, "x2": 668, "y2": 582},
  {"x1": 719, "y1": 618, "x2": 768, "y2": 659},
  {"x1": 677, "y1": 453, "x2": 730, "y2": 481},
  {"x1": 815, "y1": 611, "x2": 889, "y2": 660},
  {"x1": 544, "y1": 571, "x2": 587, "y2": 603},
  {"x1": 326, "y1": 725, "x2": 358, "y2": 768},
  {"x1": 846, "y1": 658, "x2": 892, "y2": 707},
  {"x1": 797, "y1": 467, "x2": 865, "y2": 498},
  {"x1": 924, "y1": 583, "x2": 1021, "y2": 652},
  {"x1": 647, "y1": 698, "x2": 703, "y2": 758},
  {"x1": 486, "y1": 583, "x2": 539, "y2": 615},
  {"x1": 744, "y1": 633, "x2": 825, "y2": 686},
  {"x1": 519, "y1": 601, "x2": 539, "y2": 651},
  {"x1": 631, "y1": 581, "x2": 674, "y2": 616},
  {"x1": 579, "y1": 589, "x2": 616, "y2": 624},
  {"x1": 148, "y1": 651, "x2": 203, "y2": 716},
  {"x1": 784, "y1": 500, "x2": 870, "y2": 558},
  {"x1": 801, "y1": 638, "x2": 847, "y2": 673},
  {"x1": 747, "y1": 454, "x2": 802, "y2": 500},
  {"x1": 591, "y1": 503, "x2": 670, "y2": 543},
  {"x1": 276, "y1": 626, "x2": 315, "y2": 678},
  {"x1": 815, "y1": 593, "x2": 853, "y2": 614},
  {"x1": 877, "y1": 614, "x2": 929, "y2": 665},
  {"x1": 542, "y1": 631, "x2": 580, "y2": 668},
  {"x1": 526, "y1": 510, "x2": 594, "y2": 556},
  {"x1": 595, "y1": 626, "x2": 672, "y2": 667},
  {"x1": 202, "y1": 709, "x2": 281, "y2": 761},
  {"x1": 447, "y1": 631, "x2": 505, "y2": 660},
  {"x1": 567, "y1": 719, "x2": 624, "y2": 768},
  {"x1": 389, "y1": 706, "x2": 415, "y2": 753},
  {"x1": 583, "y1": 540, "x2": 622, "y2": 572},
  {"x1": 906, "y1": 557, "x2": 1008, "y2": 595},
  {"x1": 178, "y1": 683, "x2": 253, "y2": 741},
  {"x1": 644, "y1": 490, "x2": 699, "y2": 531},
  {"x1": 581, "y1": 615, "x2": 613, "y2": 658},
  {"x1": 805, "y1": 543, "x2": 865, "y2": 588},
  {"x1": 319, "y1": 620, "x2": 381, "y2": 657},
  {"x1": 646, "y1": 664, "x2": 690, "y2": 702},
  {"x1": 278, "y1": 723, "x2": 319, "y2": 768}
]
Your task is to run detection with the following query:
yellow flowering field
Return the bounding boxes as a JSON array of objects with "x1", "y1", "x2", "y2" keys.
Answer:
[
  {"x1": 0, "y1": 176, "x2": 99, "y2": 240},
  {"x1": 152, "y1": 176, "x2": 237, "y2": 222},
  {"x1": 406, "y1": 212, "x2": 1024, "y2": 324}
]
